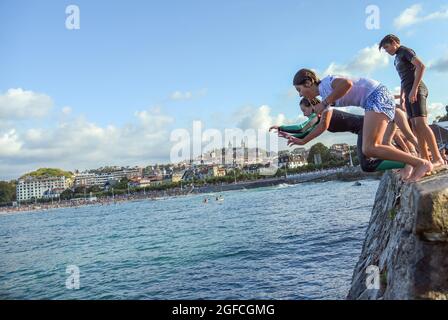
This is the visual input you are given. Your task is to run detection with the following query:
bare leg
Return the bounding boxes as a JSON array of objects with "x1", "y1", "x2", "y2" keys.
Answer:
[
  {"x1": 394, "y1": 108, "x2": 419, "y2": 152},
  {"x1": 411, "y1": 118, "x2": 430, "y2": 161},
  {"x1": 394, "y1": 132, "x2": 414, "y2": 180},
  {"x1": 413, "y1": 116, "x2": 445, "y2": 167},
  {"x1": 383, "y1": 122, "x2": 397, "y2": 146},
  {"x1": 383, "y1": 125, "x2": 413, "y2": 179},
  {"x1": 403, "y1": 134, "x2": 418, "y2": 155},
  {"x1": 362, "y1": 111, "x2": 432, "y2": 182},
  {"x1": 393, "y1": 131, "x2": 410, "y2": 153}
]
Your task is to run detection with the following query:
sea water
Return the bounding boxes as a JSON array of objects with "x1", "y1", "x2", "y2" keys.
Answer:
[{"x1": 0, "y1": 179, "x2": 379, "y2": 300}]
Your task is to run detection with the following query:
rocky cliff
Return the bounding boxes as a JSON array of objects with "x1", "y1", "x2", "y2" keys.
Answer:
[{"x1": 347, "y1": 169, "x2": 448, "y2": 300}]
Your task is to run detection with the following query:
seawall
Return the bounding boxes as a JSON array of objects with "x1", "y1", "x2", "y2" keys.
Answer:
[{"x1": 348, "y1": 168, "x2": 448, "y2": 300}]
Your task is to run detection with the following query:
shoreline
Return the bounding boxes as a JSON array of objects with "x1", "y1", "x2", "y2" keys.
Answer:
[{"x1": 0, "y1": 166, "x2": 381, "y2": 215}]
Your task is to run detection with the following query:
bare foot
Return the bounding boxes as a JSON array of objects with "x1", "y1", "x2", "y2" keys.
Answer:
[
  {"x1": 399, "y1": 165, "x2": 413, "y2": 180},
  {"x1": 432, "y1": 159, "x2": 446, "y2": 168},
  {"x1": 408, "y1": 161, "x2": 433, "y2": 182}
]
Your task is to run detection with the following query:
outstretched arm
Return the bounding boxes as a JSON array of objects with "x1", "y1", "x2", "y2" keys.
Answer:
[
  {"x1": 278, "y1": 114, "x2": 320, "y2": 134},
  {"x1": 286, "y1": 109, "x2": 333, "y2": 146},
  {"x1": 270, "y1": 114, "x2": 320, "y2": 135}
]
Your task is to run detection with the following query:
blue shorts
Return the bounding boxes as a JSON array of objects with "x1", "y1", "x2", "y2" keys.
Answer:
[{"x1": 364, "y1": 85, "x2": 396, "y2": 121}]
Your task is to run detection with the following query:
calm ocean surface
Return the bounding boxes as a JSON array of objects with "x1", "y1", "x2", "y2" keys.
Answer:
[{"x1": 0, "y1": 179, "x2": 379, "y2": 300}]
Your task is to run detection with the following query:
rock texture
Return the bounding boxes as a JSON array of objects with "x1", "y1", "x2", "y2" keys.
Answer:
[{"x1": 347, "y1": 169, "x2": 448, "y2": 300}]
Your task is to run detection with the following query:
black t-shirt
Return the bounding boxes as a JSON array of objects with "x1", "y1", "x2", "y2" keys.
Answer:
[
  {"x1": 394, "y1": 46, "x2": 426, "y2": 94},
  {"x1": 327, "y1": 109, "x2": 363, "y2": 135}
]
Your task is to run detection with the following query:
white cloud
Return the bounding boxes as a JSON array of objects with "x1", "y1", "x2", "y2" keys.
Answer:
[
  {"x1": 0, "y1": 105, "x2": 176, "y2": 179},
  {"x1": 324, "y1": 44, "x2": 389, "y2": 76},
  {"x1": 394, "y1": 4, "x2": 448, "y2": 29},
  {"x1": 394, "y1": 4, "x2": 422, "y2": 29},
  {"x1": 170, "y1": 88, "x2": 207, "y2": 101},
  {"x1": 428, "y1": 102, "x2": 447, "y2": 123},
  {"x1": 235, "y1": 105, "x2": 287, "y2": 131},
  {"x1": 393, "y1": 87, "x2": 401, "y2": 95},
  {"x1": 0, "y1": 88, "x2": 54, "y2": 120},
  {"x1": 25, "y1": 128, "x2": 44, "y2": 142},
  {"x1": 0, "y1": 130, "x2": 23, "y2": 156},
  {"x1": 61, "y1": 106, "x2": 72, "y2": 115},
  {"x1": 170, "y1": 91, "x2": 193, "y2": 100},
  {"x1": 134, "y1": 108, "x2": 174, "y2": 127},
  {"x1": 428, "y1": 52, "x2": 448, "y2": 73}
]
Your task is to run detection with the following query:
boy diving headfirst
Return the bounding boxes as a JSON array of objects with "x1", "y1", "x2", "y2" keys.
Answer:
[{"x1": 270, "y1": 98, "x2": 414, "y2": 179}]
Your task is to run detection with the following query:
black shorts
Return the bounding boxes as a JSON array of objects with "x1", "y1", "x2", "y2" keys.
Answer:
[{"x1": 404, "y1": 84, "x2": 428, "y2": 118}]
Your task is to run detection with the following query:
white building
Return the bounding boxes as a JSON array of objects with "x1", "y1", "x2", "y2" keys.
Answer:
[
  {"x1": 16, "y1": 176, "x2": 70, "y2": 202},
  {"x1": 330, "y1": 143, "x2": 350, "y2": 160},
  {"x1": 74, "y1": 167, "x2": 143, "y2": 187},
  {"x1": 73, "y1": 172, "x2": 96, "y2": 186}
]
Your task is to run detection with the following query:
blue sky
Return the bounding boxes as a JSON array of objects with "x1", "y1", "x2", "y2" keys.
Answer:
[{"x1": 1, "y1": 0, "x2": 448, "y2": 179}]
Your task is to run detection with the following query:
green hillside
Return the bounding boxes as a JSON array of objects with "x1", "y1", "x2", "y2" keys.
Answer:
[{"x1": 20, "y1": 168, "x2": 73, "y2": 180}]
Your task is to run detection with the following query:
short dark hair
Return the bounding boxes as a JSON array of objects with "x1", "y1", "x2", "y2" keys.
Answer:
[
  {"x1": 379, "y1": 34, "x2": 400, "y2": 51},
  {"x1": 293, "y1": 69, "x2": 321, "y2": 86},
  {"x1": 300, "y1": 97, "x2": 321, "y2": 107}
]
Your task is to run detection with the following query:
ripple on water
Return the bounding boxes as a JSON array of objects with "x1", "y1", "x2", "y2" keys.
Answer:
[{"x1": 0, "y1": 179, "x2": 379, "y2": 299}]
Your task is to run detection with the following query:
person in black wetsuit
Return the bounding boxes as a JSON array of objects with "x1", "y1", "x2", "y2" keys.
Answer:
[
  {"x1": 379, "y1": 34, "x2": 444, "y2": 168},
  {"x1": 270, "y1": 98, "x2": 407, "y2": 173}
]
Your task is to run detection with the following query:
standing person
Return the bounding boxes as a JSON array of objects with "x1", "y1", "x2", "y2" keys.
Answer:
[
  {"x1": 292, "y1": 69, "x2": 433, "y2": 182},
  {"x1": 379, "y1": 34, "x2": 445, "y2": 167}
]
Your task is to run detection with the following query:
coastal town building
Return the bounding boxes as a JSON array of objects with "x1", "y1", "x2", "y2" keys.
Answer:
[
  {"x1": 278, "y1": 152, "x2": 307, "y2": 169},
  {"x1": 128, "y1": 177, "x2": 152, "y2": 188},
  {"x1": 330, "y1": 143, "x2": 351, "y2": 160},
  {"x1": 178, "y1": 165, "x2": 227, "y2": 181},
  {"x1": 292, "y1": 147, "x2": 309, "y2": 160},
  {"x1": 191, "y1": 141, "x2": 275, "y2": 167},
  {"x1": 74, "y1": 167, "x2": 143, "y2": 188},
  {"x1": 211, "y1": 165, "x2": 226, "y2": 177},
  {"x1": 16, "y1": 176, "x2": 70, "y2": 202},
  {"x1": 171, "y1": 171, "x2": 185, "y2": 183}
]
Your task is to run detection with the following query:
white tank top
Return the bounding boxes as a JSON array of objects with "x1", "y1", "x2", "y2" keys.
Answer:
[{"x1": 318, "y1": 75, "x2": 381, "y2": 108}]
